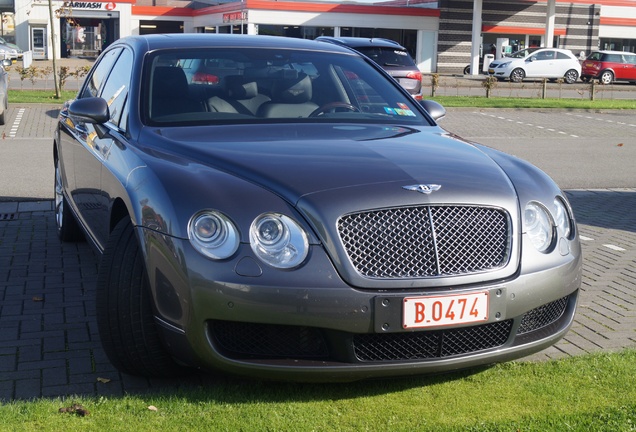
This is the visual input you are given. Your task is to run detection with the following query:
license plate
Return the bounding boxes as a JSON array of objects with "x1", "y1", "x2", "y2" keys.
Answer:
[
  {"x1": 488, "y1": 69, "x2": 495, "y2": 74},
  {"x1": 403, "y1": 292, "x2": 489, "y2": 329}
]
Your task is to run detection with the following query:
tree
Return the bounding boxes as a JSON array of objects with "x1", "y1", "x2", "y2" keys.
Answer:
[
  {"x1": 47, "y1": 0, "x2": 60, "y2": 98},
  {"x1": 29, "y1": 1, "x2": 76, "y2": 98}
]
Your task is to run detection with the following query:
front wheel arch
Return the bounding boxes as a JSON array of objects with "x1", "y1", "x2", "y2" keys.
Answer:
[{"x1": 96, "y1": 217, "x2": 185, "y2": 377}]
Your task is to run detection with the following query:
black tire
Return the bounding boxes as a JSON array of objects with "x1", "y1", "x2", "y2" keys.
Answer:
[
  {"x1": 54, "y1": 160, "x2": 84, "y2": 242},
  {"x1": 463, "y1": 65, "x2": 470, "y2": 75},
  {"x1": 564, "y1": 69, "x2": 579, "y2": 84},
  {"x1": 96, "y1": 217, "x2": 184, "y2": 377},
  {"x1": 510, "y1": 68, "x2": 525, "y2": 83}
]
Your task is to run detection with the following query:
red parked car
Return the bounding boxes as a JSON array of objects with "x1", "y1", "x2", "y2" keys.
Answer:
[{"x1": 581, "y1": 50, "x2": 636, "y2": 84}]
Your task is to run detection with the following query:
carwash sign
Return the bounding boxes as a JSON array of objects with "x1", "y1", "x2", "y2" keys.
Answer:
[{"x1": 63, "y1": 2, "x2": 117, "y2": 10}]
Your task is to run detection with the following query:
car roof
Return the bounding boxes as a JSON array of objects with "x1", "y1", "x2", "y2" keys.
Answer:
[
  {"x1": 112, "y1": 33, "x2": 358, "y2": 55},
  {"x1": 592, "y1": 50, "x2": 635, "y2": 55},
  {"x1": 532, "y1": 48, "x2": 572, "y2": 53},
  {"x1": 316, "y1": 36, "x2": 407, "y2": 50}
]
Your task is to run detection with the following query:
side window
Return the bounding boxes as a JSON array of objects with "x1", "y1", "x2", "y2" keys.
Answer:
[
  {"x1": 99, "y1": 48, "x2": 133, "y2": 128},
  {"x1": 80, "y1": 48, "x2": 122, "y2": 99},
  {"x1": 556, "y1": 52, "x2": 571, "y2": 60},
  {"x1": 535, "y1": 51, "x2": 553, "y2": 61}
]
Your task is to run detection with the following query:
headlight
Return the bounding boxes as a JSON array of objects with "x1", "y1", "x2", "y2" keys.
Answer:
[
  {"x1": 188, "y1": 210, "x2": 239, "y2": 259},
  {"x1": 524, "y1": 202, "x2": 553, "y2": 252},
  {"x1": 250, "y1": 213, "x2": 308, "y2": 269},
  {"x1": 553, "y1": 197, "x2": 572, "y2": 239}
]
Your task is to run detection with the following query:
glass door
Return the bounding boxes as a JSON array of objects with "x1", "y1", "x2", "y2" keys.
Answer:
[{"x1": 31, "y1": 27, "x2": 47, "y2": 59}]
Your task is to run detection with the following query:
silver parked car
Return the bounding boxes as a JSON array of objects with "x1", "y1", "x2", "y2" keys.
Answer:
[
  {"x1": 0, "y1": 59, "x2": 12, "y2": 125},
  {"x1": 54, "y1": 34, "x2": 581, "y2": 382},
  {"x1": 0, "y1": 43, "x2": 19, "y2": 61},
  {"x1": 0, "y1": 37, "x2": 23, "y2": 59},
  {"x1": 488, "y1": 47, "x2": 581, "y2": 83},
  {"x1": 317, "y1": 36, "x2": 423, "y2": 100}
]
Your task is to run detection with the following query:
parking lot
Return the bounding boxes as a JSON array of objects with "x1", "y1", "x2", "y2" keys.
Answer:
[{"x1": 0, "y1": 104, "x2": 634, "y2": 400}]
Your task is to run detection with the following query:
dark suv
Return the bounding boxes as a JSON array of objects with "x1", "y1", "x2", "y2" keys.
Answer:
[
  {"x1": 316, "y1": 36, "x2": 423, "y2": 100},
  {"x1": 581, "y1": 50, "x2": 636, "y2": 84}
]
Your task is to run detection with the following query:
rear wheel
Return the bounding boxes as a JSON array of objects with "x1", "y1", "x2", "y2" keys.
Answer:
[
  {"x1": 600, "y1": 70, "x2": 614, "y2": 85},
  {"x1": 510, "y1": 68, "x2": 525, "y2": 83},
  {"x1": 564, "y1": 69, "x2": 579, "y2": 84},
  {"x1": 54, "y1": 160, "x2": 83, "y2": 242},
  {"x1": 96, "y1": 217, "x2": 184, "y2": 377}
]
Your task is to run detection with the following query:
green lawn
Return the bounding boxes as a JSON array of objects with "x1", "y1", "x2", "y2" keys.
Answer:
[
  {"x1": 8, "y1": 89, "x2": 636, "y2": 110},
  {"x1": 430, "y1": 95, "x2": 636, "y2": 110},
  {"x1": 1, "y1": 350, "x2": 635, "y2": 431},
  {"x1": 8, "y1": 89, "x2": 77, "y2": 104}
]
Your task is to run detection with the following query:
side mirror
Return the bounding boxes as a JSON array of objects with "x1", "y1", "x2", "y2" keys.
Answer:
[
  {"x1": 419, "y1": 99, "x2": 446, "y2": 121},
  {"x1": 1, "y1": 59, "x2": 11, "y2": 68},
  {"x1": 69, "y1": 97, "x2": 110, "y2": 124}
]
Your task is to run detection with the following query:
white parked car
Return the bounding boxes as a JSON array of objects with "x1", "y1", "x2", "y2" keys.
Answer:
[
  {"x1": 0, "y1": 43, "x2": 18, "y2": 61},
  {"x1": 488, "y1": 48, "x2": 581, "y2": 83}
]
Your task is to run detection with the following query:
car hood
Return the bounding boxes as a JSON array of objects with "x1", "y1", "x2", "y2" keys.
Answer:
[{"x1": 147, "y1": 123, "x2": 517, "y2": 208}]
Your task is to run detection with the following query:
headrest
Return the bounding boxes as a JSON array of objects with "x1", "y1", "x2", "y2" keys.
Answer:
[
  {"x1": 271, "y1": 74, "x2": 312, "y2": 104},
  {"x1": 226, "y1": 75, "x2": 258, "y2": 99},
  {"x1": 153, "y1": 66, "x2": 188, "y2": 96}
]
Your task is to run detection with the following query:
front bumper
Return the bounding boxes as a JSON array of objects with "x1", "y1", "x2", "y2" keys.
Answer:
[{"x1": 144, "y1": 230, "x2": 582, "y2": 382}]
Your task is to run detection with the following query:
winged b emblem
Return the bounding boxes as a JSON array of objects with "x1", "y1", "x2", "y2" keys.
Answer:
[{"x1": 402, "y1": 184, "x2": 442, "y2": 194}]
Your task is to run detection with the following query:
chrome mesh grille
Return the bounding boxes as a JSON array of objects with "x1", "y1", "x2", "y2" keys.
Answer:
[
  {"x1": 211, "y1": 321, "x2": 329, "y2": 359},
  {"x1": 353, "y1": 320, "x2": 513, "y2": 361},
  {"x1": 338, "y1": 206, "x2": 510, "y2": 279},
  {"x1": 516, "y1": 296, "x2": 569, "y2": 335}
]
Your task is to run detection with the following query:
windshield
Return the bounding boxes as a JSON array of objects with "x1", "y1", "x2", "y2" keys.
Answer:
[
  {"x1": 354, "y1": 47, "x2": 416, "y2": 67},
  {"x1": 142, "y1": 48, "x2": 427, "y2": 127},
  {"x1": 508, "y1": 47, "x2": 542, "y2": 59}
]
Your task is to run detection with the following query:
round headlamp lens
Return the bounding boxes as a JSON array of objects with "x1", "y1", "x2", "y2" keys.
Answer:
[
  {"x1": 250, "y1": 213, "x2": 308, "y2": 269},
  {"x1": 189, "y1": 210, "x2": 239, "y2": 260},
  {"x1": 524, "y1": 202, "x2": 553, "y2": 253},
  {"x1": 554, "y1": 198, "x2": 571, "y2": 239},
  {"x1": 193, "y1": 214, "x2": 225, "y2": 245},
  {"x1": 255, "y1": 217, "x2": 286, "y2": 246}
]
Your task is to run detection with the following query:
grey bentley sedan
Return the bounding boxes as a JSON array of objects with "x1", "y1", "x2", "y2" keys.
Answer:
[{"x1": 54, "y1": 34, "x2": 581, "y2": 381}]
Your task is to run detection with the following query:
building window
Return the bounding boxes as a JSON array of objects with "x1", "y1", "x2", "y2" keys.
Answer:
[
  {"x1": 140, "y1": 20, "x2": 184, "y2": 35},
  {"x1": 340, "y1": 27, "x2": 417, "y2": 58},
  {"x1": 600, "y1": 38, "x2": 636, "y2": 53},
  {"x1": 257, "y1": 25, "x2": 334, "y2": 39}
]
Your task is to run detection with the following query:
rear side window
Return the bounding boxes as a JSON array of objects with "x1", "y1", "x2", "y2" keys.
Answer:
[
  {"x1": 604, "y1": 54, "x2": 623, "y2": 63},
  {"x1": 623, "y1": 54, "x2": 636, "y2": 65}
]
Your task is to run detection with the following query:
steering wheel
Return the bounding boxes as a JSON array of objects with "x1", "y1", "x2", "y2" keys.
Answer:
[{"x1": 309, "y1": 102, "x2": 360, "y2": 117}]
